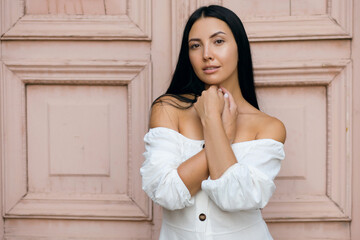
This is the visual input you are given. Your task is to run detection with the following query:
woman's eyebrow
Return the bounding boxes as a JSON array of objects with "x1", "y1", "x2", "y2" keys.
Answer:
[
  {"x1": 188, "y1": 31, "x2": 226, "y2": 43},
  {"x1": 210, "y1": 31, "x2": 226, "y2": 38},
  {"x1": 188, "y1": 38, "x2": 200, "y2": 43}
]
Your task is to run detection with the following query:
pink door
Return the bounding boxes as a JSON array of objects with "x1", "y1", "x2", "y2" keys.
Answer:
[
  {"x1": 0, "y1": 0, "x2": 359, "y2": 239},
  {"x1": 153, "y1": 0, "x2": 359, "y2": 239},
  {"x1": 1, "y1": 0, "x2": 153, "y2": 239}
]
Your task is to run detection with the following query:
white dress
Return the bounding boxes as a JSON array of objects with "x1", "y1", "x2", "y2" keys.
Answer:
[{"x1": 140, "y1": 127, "x2": 285, "y2": 240}]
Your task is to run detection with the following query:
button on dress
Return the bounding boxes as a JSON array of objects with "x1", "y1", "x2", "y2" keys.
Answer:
[{"x1": 140, "y1": 127, "x2": 285, "y2": 240}]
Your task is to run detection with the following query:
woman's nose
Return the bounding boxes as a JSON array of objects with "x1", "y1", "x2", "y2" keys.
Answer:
[{"x1": 203, "y1": 45, "x2": 213, "y2": 61}]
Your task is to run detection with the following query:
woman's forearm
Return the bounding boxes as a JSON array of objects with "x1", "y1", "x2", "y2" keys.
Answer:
[
  {"x1": 177, "y1": 149, "x2": 209, "y2": 196},
  {"x1": 202, "y1": 115, "x2": 237, "y2": 179}
]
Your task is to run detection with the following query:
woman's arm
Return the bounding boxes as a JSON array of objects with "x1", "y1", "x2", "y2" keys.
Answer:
[
  {"x1": 202, "y1": 116, "x2": 237, "y2": 179},
  {"x1": 150, "y1": 99, "x2": 209, "y2": 196},
  {"x1": 201, "y1": 139, "x2": 285, "y2": 211},
  {"x1": 194, "y1": 86, "x2": 238, "y2": 179},
  {"x1": 177, "y1": 150, "x2": 208, "y2": 196},
  {"x1": 198, "y1": 89, "x2": 287, "y2": 211}
]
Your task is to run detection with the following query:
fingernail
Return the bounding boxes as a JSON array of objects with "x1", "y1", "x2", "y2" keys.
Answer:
[
  {"x1": 224, "y1": 93, "x2": 229, "y2": 98},
  {"x1": 218, "y1": 88, "x2": 223, "y2": 92}
]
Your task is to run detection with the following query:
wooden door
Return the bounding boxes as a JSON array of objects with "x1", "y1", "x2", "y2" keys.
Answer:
[
  {"x1": 1, "y1": 0, "x2": 152, "y2": 239},
  {"x1": 153, "y1": 0, "x2": 357, "y2": 239}
]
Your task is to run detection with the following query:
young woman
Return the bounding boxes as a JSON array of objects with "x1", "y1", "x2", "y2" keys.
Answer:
[{"x1": 140, "y1": 5, "x2": 286, "y2": 240}]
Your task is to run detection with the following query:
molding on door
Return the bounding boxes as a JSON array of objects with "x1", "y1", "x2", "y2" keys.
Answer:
[
  {"x1": 225, "y1": 0, "x2": 352, "y2": 41},
  {"x1": 1, "y1": 0, "x2": 151, "y2": 40},
  {"x1": 170, "y1": 0, "x2": 352, "y2": 65},
  {"x1": 255, "y1": 60, "x2": 352, "y2": 222},
  {"x1": 1, "y1": 60, "x2": 152, "y2": 220}
]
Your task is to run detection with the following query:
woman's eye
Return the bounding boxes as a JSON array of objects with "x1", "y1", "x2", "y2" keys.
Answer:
[
  {"x1": 215, "y1": 39, "x2": 224, "y2": 44},
  {"x1": 190, "y1": 43, "x2": 200, "y2": 49}
]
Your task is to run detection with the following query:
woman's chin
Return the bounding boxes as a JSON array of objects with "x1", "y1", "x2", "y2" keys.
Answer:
[{"x1": 200, "y1": 78, "x2": 224, "y2": 86}]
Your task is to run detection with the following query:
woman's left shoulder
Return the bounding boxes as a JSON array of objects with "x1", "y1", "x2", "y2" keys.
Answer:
[{"x1": 255, "y1": 112, "x2": 286, "y2": 144}]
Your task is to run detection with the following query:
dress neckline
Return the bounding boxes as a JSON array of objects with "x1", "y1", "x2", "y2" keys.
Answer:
[{"x1": 149, "y1": 127, "x2": 284, "y2": 147}]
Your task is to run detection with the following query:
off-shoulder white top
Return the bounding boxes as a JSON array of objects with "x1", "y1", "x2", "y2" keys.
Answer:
[{"x1": 140, "y1": 127, "x2": 285, "y2": 240}]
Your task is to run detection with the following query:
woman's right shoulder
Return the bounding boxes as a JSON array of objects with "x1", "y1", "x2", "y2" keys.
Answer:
[{"x1": 149, "y1": 95, "x2": 183, "y2": 131}]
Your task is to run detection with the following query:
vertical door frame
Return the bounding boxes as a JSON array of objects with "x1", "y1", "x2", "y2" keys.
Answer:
[{"x1": 351, "y1": 0, "x2": 360, "y2": 238}]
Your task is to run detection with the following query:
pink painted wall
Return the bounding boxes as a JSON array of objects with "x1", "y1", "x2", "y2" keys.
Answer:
[{"x1": 0, "y1": 0, "x2": 358, "y2": 239}]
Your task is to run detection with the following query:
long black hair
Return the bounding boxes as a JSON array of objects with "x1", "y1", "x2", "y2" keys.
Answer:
[{"x1": 154, "y1": 5, "x2": 259, "y2": 110}]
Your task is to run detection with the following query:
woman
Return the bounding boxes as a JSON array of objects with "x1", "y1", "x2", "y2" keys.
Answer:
[{"x1": 140, "y1": 5, "x2": 286, "y2": 240}]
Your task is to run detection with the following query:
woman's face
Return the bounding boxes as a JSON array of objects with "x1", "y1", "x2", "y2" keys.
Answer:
[{"x1": 188, "y1": 17, "x2": 238, "y2": 87}]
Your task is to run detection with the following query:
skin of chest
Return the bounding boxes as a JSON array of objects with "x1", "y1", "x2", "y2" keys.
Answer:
[{"x1": 178, "y1": 106, "x2": 263, "y2": 142}]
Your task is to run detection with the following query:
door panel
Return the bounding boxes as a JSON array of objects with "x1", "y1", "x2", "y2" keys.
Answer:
[
  {"x1": 1, "y1": 0, "x2": 152, "y2": 239},
  {"x1": 164, "y1": 0, "x2": 353, "y2": 239}
]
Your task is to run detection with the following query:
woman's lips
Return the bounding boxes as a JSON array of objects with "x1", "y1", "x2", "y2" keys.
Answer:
[{"x1": 203, "y1": 66, "x2": 220, "y2": 74}]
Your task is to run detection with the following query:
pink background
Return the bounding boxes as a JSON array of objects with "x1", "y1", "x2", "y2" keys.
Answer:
[{"x1": 0, "y1": 0, "x2": 359, "y2": 239}]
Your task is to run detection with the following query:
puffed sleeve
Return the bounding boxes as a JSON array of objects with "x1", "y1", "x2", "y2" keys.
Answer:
[
  {"x1": 201, "y1": 139, "x2": 285, "y2": 212},
  {"x1": 140, "y1": 127, "x2": 195, "y2": 210}
]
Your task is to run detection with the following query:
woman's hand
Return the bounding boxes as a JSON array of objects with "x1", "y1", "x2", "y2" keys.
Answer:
[
  {"x1": 194, "y1": 85, "x2": 225, "y2": 124},
  {"x1": 220, "y1": 87, "x2": 238, "y2": 143}
]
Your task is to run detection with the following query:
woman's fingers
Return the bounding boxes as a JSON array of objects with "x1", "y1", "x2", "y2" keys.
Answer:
[
  {"x1": 220, "y1": 87, "x2": 236, "y2": 111},
  {"x1": 218, "y1": 86, "x2": 238, "y2": 143},
  {"x1": 195, "y1": 85, "x2": 226, "y2": 118},
  {"x1": 223, "y1": 92, "x2": 229, "y2": 111},
  {"x1": 217, "y1": 88, "x2": 224, "y2": 102}
]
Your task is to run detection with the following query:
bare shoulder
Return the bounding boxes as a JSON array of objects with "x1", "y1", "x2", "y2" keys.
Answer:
[
  {"x1": 149, "y1": 95, "x2": 185, "y2": 131},
  {"x1": 255, "y1": 113, "x2": 286, "y2": 144}
]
